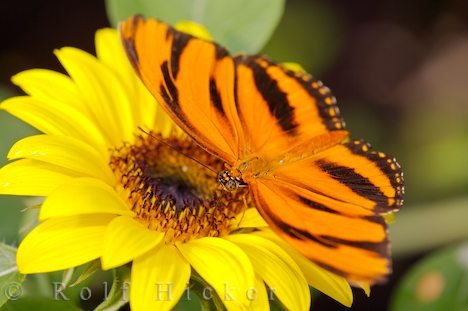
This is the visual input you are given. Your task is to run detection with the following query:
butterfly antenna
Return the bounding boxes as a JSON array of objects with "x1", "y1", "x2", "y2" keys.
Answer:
[{"x1": 137, "y1": 127, "x2": 218, "y2": 175}]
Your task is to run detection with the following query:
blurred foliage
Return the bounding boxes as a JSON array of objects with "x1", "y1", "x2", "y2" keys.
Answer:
[
  {"x1": 105, "y1": 0, "x2": 285, "y2": 53},
  {"x1": 0, "y1": 86, "x2": 38, "y2": 244},
  {"x1": 2, "y1": 298, "x2": 81, "y2": 311},
  {"x1": 1, "y1": 0, "x2": 468, "y2": 310},
  {"x1": 94, "y1": 266, "x2": 129, "y2": 311},
  {"x1": 399, "y1": 107, "x2": 468, "y2": 204},
  {"x1": 391, "y1": 198, "x2": 468, "y2": 257},
  {"x1": 391, "y1": 243, "x2": 468, "y2": 311},
  {"x1": 0, "y1": 243, "x2": 24, "y2": 308},
  {"x1": 262, "y1": 0, "x2": 342, "y2": 75}
]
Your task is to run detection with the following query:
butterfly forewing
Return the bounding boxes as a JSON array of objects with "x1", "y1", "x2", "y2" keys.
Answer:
[
  {"x1": 120, "y1": 15, "x2": 242, "y2": 163},
  {"x1": 234, "y1": 55, "x2": 346, "y2": 159}
]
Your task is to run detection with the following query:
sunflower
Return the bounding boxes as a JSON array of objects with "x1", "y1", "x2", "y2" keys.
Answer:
[{"x1": 0, "y1": 25, "x2": 354, "y2": 310}]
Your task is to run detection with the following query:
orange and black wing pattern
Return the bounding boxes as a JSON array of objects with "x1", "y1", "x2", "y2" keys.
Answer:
[
  {"x1": 119, "y1": 15, "x2": 405, "y2": 285},
  {"x1": 120, "y1": 15, "x2": 242, "y2": 164},
  {"x1": 233, "y1": 55, "x2": 347, "y2": 158},
  {"x1": 253, "y1": 139, "x2": 404, "y2": 283}
]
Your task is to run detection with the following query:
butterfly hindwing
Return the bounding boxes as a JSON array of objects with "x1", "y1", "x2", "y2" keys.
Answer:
[
  {"x1": 252, "y1": 139, "x2": 404, "y2": 282},
  {"x1": 251, "y1": 178, "x2": 390, "y2": 283},
  {"x1": 273, "y1": 139, "x2": 404, "y2": 213}
]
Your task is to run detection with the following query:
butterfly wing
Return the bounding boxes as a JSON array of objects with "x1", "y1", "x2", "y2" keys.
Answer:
[
  {"x1": 120, "y1": 15, "x2": 242, "y2": 164},
  {"x1": 120, "y1": 17, "x2": 347, "y2": 163},
  {"x1": 120, "y1": 17, "x2": 405, "y2": 283},
  {"x1": 252, "y1": 139, "x2": 404, "y2": 283},
  {"x1": 232, "y1": 55, "x2": 404, "y2": 282},
  {"x1": 233, "y1": 55, "x2": 347, "y2": 159}
]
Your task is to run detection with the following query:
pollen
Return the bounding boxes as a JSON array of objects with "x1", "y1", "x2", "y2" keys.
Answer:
[{"x1": 109, "y1": 132, "x2": 250, "y2": 243}]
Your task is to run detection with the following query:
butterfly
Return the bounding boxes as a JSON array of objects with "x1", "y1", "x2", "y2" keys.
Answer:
[{"x1": 119, "y1": 15, "x2": 404, "y2": 284}]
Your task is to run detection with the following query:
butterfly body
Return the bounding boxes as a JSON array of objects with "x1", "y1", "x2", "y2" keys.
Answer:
[{"x1": 120, "y1": 16, "x2": 404, "y2": 284}]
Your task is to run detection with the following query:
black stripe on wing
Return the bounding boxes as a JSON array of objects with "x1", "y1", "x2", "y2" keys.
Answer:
[
  {"x1": 316, "y1": 160, "x2": 389, "y2": 206},
  {"x1": 345, "y1": 139, "x2": 405, "y2": 209},
  {"x1": 285, "y1": 69, "x2": 346, "y2": 132},
  {"x1": 234, "y1": 55, "x2": 298, "y2": 135},
  {"x1": 234, "y1": 55, "x2": 346, "y2": 133},
  {"x1": 269, "y1": 212, "x2": 390, "y2": 273}
]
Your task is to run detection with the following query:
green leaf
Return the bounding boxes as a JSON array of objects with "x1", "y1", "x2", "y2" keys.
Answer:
[
  {"x1": 391, "y1": 243, "x2": 468, "y2": 311},
  {"x1": 18, "y1": 201, "x2": 41, "y2": 241},
  {"x1": 59, "y1": 268, "x2": 75, "y2": 291},
  {"x1": 2, "y1": 297, "x2": 81, "y2": 311},
  {"x1": 391, "y1": 198, "x2": 468, "y2": 257},
  {"x1": 0, "y1": 86, "x2": 39, "y2": 244},
  {"x1": 0, "y1": 243, "x2": 25, "y2": 308},
  {"x1": 69, "y1": 260, "x2": 101, "y2": 288},
  {"x1": 105, "y1": 0, "x2": 285, "y2": 53},
  {"x1": 94, "y1": 266, "x2": 130, "y2": 311}
]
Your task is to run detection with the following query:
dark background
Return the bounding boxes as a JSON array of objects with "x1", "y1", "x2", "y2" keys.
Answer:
[{"x1": 2, "y1": 0, "x2": 468, "y2": 310}]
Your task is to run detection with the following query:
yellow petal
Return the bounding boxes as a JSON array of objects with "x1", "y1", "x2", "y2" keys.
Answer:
[
  {"x1": 17, "y1": 214, "x2": 114, "y2": 273},
  {"x1": 384, "y1": 212, "x2": 395, "y2": 224},
  {"x1": 8, "y1": 134, "x2": 115, "y2": 184},
  {"x1": 55, "y1": 47, "x2": 135, "y2": 144},
  {"x1": 131, "y1": 244, "x2": 190, "y2": 311},
  {"x1": 178, "y1": 237, "x2": 255, "y2": 310},
  {"x1": 40, "y1": 177, "x2": 133, "y2": 220},
  {"x1": 256, "y1": 230, "x2": 353, "y2": 307},
  {"x1": 11, "y1": 69, "x2": 84, "y2": 111},
  {"x1": 248, "y1": 277, "x2": 269, "y2": 311},
  {"x1": 361, "y1": 283, "x2": 371, "y2": 297},
  {"x1": 234, "y1": 208, "x2": 268, "y2": 229},
  {"x1": 1, "y1": 96, "x2": 108, "y2": 153},
  {"x1": 0, "y1": 159, "x2": 76, "y2": 196},
  {"x1": 95, "y1": 28, "x2": 178, "y2": 136},
  {"x1": 175, "y1": 21, "x2": 212, "y2": 41},
  {"x1": 94, "y1": 29, "x2": 176, "y2": 136},
  {"x1": 281, "y1": 62, "x2": 306, "y2": 73},
  {"x1": 102, "y1": 216, "x2": 164, "y2": 269},
  {"x1": 95, "y1": 29, "x2": 134, "y2": 91},
  {"x1": 95, "y1": 28, "x2": 155, "y2": 129},
  {"x1": 227, "y1": 234, "x2": 310, "y2": 311}
]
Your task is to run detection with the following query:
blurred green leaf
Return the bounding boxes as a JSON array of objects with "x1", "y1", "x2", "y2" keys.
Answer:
[
  {"x1": 105, "y1": 0, "x2": 285, "y2": 53},
  {"x1": 262, "y1": 0, "x2": 342, "y2": 75},
  {"x1": 173, "y1": 295, "x2": 203, "y2": 311},
  {"x1": 0, "y1": 86, "x2": 39, "y2": 244},
  {"x1": 69, "y1": 260, "x2": 101, "y2": 288},
  {"x1": 391, "y1": 243, "x2": 468, "y2": 311},
  {"x1": 391, "y1": 197, "x2": 468, "y2": 257},
  {"x1": 0, "y1": 243, "x2": 25, "y2": 308},
  {"x1": 398, "y1": 105, "x2": 468, "y2": 202},
  {"x1": 2, "y1": 297, "x2": 81, "y2": 311},
  {"x1": 405, "y1": 132, "x2": 468, "y2": 202},
  {"x1": 94, "y1": 266, "x2": 130, "y2": 311},
  {"x1": 18, "y1": 202, "x2": 40, "y2": 241}
]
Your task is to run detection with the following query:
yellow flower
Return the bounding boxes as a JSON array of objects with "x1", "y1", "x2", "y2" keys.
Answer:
[{"x1": 0, "y1": 27, "x2": 354, "y2": 310}]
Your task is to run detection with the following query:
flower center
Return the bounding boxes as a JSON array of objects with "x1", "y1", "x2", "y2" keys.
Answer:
[{"x1": 109, "y1": 132, "x2": 249, "y2": 243}]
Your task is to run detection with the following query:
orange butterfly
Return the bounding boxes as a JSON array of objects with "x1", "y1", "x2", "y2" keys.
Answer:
[{"x1": 119, "y1": 15, "x2": 404, "y2": 284}]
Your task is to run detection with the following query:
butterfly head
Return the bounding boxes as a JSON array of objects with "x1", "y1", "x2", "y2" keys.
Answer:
[{"x1": 217, "y1": 170, "x2": 247, "y2": 192}]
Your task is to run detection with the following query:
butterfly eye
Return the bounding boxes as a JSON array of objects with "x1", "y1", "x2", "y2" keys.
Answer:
[
  {"x1": 225, "y1": 179, "x2": 239, "y2": 191},
  {"x1": 216, "y1": 170, "x2": 229, "y2": 184},
  {"x1": 216, "y1": 170, "x2": 241, "y2": 191}
]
